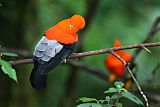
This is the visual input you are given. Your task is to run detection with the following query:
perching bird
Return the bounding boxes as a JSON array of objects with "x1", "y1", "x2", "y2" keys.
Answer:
[
  {"x1": 105, "y1": 40, "x2": 132, "y2": 83},
  {"x1": 30, "y1": 15, "x2": 85, "y2": 89}
]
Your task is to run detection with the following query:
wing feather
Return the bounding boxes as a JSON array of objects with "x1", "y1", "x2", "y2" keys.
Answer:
[{"x1": 33, "y1": 36, "x2": 63, "y2": 61}]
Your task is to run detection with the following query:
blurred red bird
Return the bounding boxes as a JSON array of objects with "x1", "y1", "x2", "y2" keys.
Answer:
[{"x1": 105, "y1": 40, "x2": 132, "y2": 82}]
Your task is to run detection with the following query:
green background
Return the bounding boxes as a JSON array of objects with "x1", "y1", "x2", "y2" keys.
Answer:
[{"x1": 0, "y1": 0, "x2": 160, "y2": 107}]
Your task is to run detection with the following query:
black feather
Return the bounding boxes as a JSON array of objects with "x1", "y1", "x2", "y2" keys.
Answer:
[{"x1": 30, "y1": 42, "x2": 77, "y2": 89}]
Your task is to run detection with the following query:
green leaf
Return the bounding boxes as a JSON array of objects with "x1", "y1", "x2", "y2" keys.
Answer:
[
  {"x1": 77, "y1": 103, "x2": 102, "y2": 107},
  {"x1": 1, "y1": 52, "x2": 18, "y2": 57},
  {"x1": 116, "y1": 103, "x2": 122, "y2": 107},
  {"x1": 0, "y1": 60, "x2": 18, "y2": 83},
  {"x1": 120, "y1": 88, "x2": 127, "y2": 93},
  {"x1": 111, "y1": 95, "x2": 118, "y2": 100},
  {"x1": 121, "y1": 92, "x2": 144, "y2": 106},
  {"x1": 77, "y1": 97, "x2": 98, "y2": 103},
  {"x1": 114, "y1": 82, "x2": 124, "y2": 89},
  {"x1": 104, "y1": 87, "x2": 118, "y2": 93}
]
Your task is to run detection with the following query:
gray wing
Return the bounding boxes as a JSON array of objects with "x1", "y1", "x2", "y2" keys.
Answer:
[{"x1": 33, "y1": 36, "x2": 63, "y2": 62}]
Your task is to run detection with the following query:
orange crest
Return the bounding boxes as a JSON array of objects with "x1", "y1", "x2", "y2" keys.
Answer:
[
  {"x1": 113, "y1": 39, "x2": 121, "y2": 47},
  {"x1": 45, "y1": 15, "x2": 85, "y2": 44}
]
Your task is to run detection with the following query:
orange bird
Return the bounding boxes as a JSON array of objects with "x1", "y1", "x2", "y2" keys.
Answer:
[
  {"x1": 30, "y1": 15, "x2": 85, "y2": 89},
  {"x1": 105, "y1": 40, "x2": 132, "y2": 83}
]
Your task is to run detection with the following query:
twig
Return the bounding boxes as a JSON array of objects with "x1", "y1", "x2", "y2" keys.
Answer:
[
  {"x1": 141, "y1": 47, "x2": 151, "y2": 54},
  {"x1": 70, "y1": 42, "x2": 160, "y2": 59},
  {"x1": 110, "y1": 51, "x2": 149, "y2": 107},
  {"x1": 110, "y1": 51, "x2": 126, "y2": 65},
  {"x1": 126, "y1": 66, "x2": 149, "y2": 107},
  {"x1": 9, "y1": 41, "x2": 160, "y2": 65},
  {"x1": 10, "y1": 59, "x2": 33, "y2": 65}
]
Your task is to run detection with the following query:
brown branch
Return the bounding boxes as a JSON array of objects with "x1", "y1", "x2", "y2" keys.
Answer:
[
  {"x1": 110, "y1": 51, "x2": 149, "y2": 107},
  {"x1": 70, "y1": 42, "x2": 160, "y2": 59},
  {"x1": 9, "y1": 41, "x2": 160, "y2": 65},
  {"x1": 126, "y1": 66, "x2": 149, "y2": 107},
  {"x1": 110, "y1": 51, "x2": 127, "y2": 65}
]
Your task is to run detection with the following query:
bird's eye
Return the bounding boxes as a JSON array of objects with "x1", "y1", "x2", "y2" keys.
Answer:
[{"x1": 70, "y1": 25, "x2": 73, "y2": 28}]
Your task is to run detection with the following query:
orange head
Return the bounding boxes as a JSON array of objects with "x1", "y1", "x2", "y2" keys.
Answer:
[
  {"x1": 45, "y1": 15, "x2": 85, "y2": 44},
  {"x1": 105, "y1": 40, "x2": 132, "y2": 78},
  {"x1": 57, "y1": 15, "x2": 85, "y2": 34}
]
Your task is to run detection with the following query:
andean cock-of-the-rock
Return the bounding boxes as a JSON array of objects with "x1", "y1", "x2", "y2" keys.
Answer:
[{"x1": 30, "y1": 15, "x2": 85, "y2": 89}]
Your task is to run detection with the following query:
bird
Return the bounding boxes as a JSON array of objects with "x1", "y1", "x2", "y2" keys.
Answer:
[
  {"x1": 30, "y1": 15, "x2": 85, "y2": 89},
  {"x1": 105, "y1": 40, "x2": 132, "y2": 83}
]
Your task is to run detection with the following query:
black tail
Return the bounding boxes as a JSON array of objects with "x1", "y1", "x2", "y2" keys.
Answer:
[{"x1": 30, "y1": 65, "x2": 48, "y2": 89}]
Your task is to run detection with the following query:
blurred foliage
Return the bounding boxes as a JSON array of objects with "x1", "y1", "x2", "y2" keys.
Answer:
[{"x1": 0, "y1": 0, "x2": 160, "y2": 107}]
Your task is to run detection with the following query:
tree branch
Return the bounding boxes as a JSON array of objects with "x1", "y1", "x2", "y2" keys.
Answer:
[
  {"x1": 110, "y1": 51, "x2": 149, "y2": 107},
  {"x1": 9, "y1": 41, "x2": 160, "y2": 65}
]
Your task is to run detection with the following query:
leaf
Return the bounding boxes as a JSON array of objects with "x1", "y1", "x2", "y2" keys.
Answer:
[
  {"x1": 77, "y1": 103, "x2": 102, "y2": 107},
  {"x1": 77, "y1": 97, "x2": 99, "y2": 103},
  {"x1": 111, "y1": 95, "x2": 118, "y2": 100},
  {"x1": 120, "y1": 88, "x2": 127, "y2": 93},
  {"x1": 104, "y1": 87, "x2": 118, "y2": 93},
  {"x1": 0, "y1": 60, "x2": 18, "y2": 83},
  {"x1": 121, "y1": 92, "x2": 144, "y2": 106},
  {"x1": 114, "y1": 82, "x2": 124, "y2": 89},
  {"x1": 1, "y1": 52, "x2": 18, "y2": 57},
  {"x1": 116, "y1": 103, "x2": 122, "y2": 107}
]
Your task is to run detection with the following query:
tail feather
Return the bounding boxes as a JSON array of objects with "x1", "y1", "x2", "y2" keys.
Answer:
[{"x1": 30, "y1": 66, "x2": 48, "y2": 89}]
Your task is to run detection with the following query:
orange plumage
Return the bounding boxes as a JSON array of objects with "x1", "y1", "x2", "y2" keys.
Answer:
[
  {"x1": 45, "y1": 15, "x2": 85, "y2": 44},
  {"x1": 105, "y1": 40, "x2": 132, "y2": 77}
]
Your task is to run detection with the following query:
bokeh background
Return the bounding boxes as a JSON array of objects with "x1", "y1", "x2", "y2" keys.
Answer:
[{"x1": 1, "y1": 0, "x2": 160, "y2": 107}]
